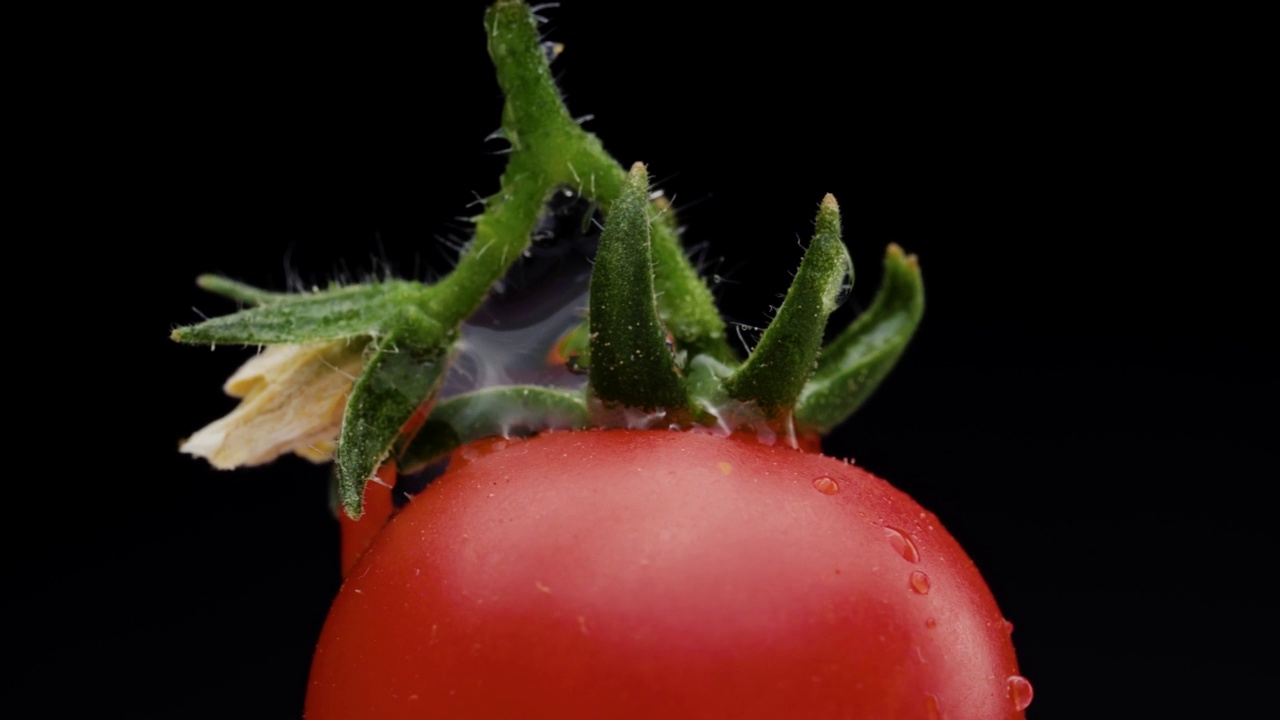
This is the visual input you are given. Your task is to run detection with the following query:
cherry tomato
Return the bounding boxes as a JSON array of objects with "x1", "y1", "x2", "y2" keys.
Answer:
[{"x1": 307, "y1": 430, "x2": 1029, "y2": 719}]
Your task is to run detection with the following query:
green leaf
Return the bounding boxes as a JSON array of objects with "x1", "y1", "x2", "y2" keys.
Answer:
[
  {"x1": 337, "y1": 309, "x2": 450, "y2": 518},
  {"x1": 588, "y1": 163, "x2": 688, "y2": 412},
  {"x1": 724, "y1": 194, "x2": 851, "y2": 417},
  {"x1": 397, "y1": 386, "x2": 590, "y2": 474},
  {"x1": 795, "y1": 244, "x2": 925, "y2": 433}
]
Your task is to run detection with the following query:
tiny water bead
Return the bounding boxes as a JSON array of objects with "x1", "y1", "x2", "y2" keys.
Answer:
[
  {"x1": 924, "y1": 617, "x2": 937, "y2": 629},
  {"x1": 811, "y1": 476, "x2": 840, "y2": 495},
  {"x1": 884, "y1": 526, "x2": 920, "y2": 563},
  {"x1": 1007, "y1": 675, "x2": 1034, "y2": 712},
  {"x1": 909, "y1": 570, "x2": 931, "y2": 595}
]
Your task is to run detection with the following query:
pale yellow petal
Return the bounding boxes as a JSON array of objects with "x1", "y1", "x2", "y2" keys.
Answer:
[
  {"x1": 294, "y1": 439, "x2": 337, "y2": 464},
  {"x1": 223, "y1": 345, "x2": 300, "y2": 398},
  {"x1": 182, "y1": 340, "x2": 367, "y2": 469}
]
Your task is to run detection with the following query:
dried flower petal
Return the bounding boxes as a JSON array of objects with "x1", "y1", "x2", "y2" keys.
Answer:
[{"x1": 182, "y1": 339, "x2": 368, "y2": 468}]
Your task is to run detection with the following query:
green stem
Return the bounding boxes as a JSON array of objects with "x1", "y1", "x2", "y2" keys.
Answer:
[{"x1": 425, "y1": 0, "x2": 625, "y2": 326}]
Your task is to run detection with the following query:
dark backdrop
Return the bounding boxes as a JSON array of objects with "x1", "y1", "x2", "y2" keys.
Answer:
[{"x1": 9, "y1": 2, "x2": 1267, "y2": 717}]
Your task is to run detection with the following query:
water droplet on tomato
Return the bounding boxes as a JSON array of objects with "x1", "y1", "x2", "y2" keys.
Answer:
[
  {"x1": 884, "y1": 526, "x2": 920, "y2": 563},
  {"x1": 924, "y1": 693, "x2": 942, "y2": 719},
  {"x1": 1007, "y1": 675, "x2": 1034, "y2": 711},
  {"x1": 812, "y1": 476, "x2": 840, "y2": 495},
  {"x1": 925, "y1": 617, "x2": 937, "y2": 629},
  {"x1": 1002, "y1": 619, "x2": 1015, "y2": 634},
  {"x1": 909, "y1": 570, "x2": 931, "y2": 595}
]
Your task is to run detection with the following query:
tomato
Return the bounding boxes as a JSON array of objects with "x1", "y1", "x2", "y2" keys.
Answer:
[{"x1": 306, "y1": 430, "x2": 1029, "y2": 719}]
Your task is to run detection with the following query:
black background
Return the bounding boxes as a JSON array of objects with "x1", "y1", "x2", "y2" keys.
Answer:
[{"x1": 9, "y1": 2, "x2": 1268, "y2": 717}]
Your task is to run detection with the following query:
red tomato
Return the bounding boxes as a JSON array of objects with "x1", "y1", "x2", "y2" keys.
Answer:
[
  {"x1": 337, "y1": 461, "x2": 398, "y2": 577},
  {"x1": 306, "y1": 430, "x2": 1029, "y2": 719}
]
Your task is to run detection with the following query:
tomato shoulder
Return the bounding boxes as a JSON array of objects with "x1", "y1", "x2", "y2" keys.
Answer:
[{"x1": 307, "y1": 430, "x2": 1024, "y2": 719}]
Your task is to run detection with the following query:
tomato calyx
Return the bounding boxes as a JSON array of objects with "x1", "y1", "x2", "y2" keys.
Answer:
[{"x1": 172, "y1": 0, "x2": 924, "y2": 518}]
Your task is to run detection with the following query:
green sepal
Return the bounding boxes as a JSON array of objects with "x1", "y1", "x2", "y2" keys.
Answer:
[
  {"x1": 795, "y1": 244, "x2": 924, "y2": 433},
  {"x1": 195, "y1": 275, "x2": 290, "y2": 306},
  {"x1": 338, "y1": 309, "x2": 450, "y2": 518},
  {"x1": 588, "y1": 163, "x2": 688, "y2": 412},
  {"x1": 172, "y1": 281, "x2": 432, "y2": 346},
  {"x1": 396, "y1": 386, "x2": 590, "y2": 475},
  {"x1": 724, "y1": 195, "x2": 851, "y2": 417},
  {"x1": 649, "y1": 201, "x2": 736, "y2": 365}
]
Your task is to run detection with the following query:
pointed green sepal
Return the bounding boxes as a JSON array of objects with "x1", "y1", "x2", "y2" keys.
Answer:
[
  {"x1": 195, "y1": 275, "x2": 290, "y2": 307},
  {"x1": 795, "y1": 243, "x2": 924, "y2": 433},
  {"x1": 723, "y1": 194, "x2": 851, "y2": 416},
  {"x1": 172, "y1": 281, "x2": 431, "y2": 346},
  {"x1": 588, "y1": 163, "x2": 688, "y2": 412},
  {"x1": 337, "y1": 309, "x2": 450, "y2": 518},
  {"x1": 397, "y1": 386, "x2": 590, "y2": 475},
  {"x1": 649, "y1": 200, "x2": 736, "y2": 364}
]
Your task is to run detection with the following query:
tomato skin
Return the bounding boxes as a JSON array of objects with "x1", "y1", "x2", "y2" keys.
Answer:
[
  {"x1": 337, "y1": 462, "x2": 398, "y2": 577},
  {"x1": 307, "y1": 430, "x2": 1025, "y2": 719}
]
